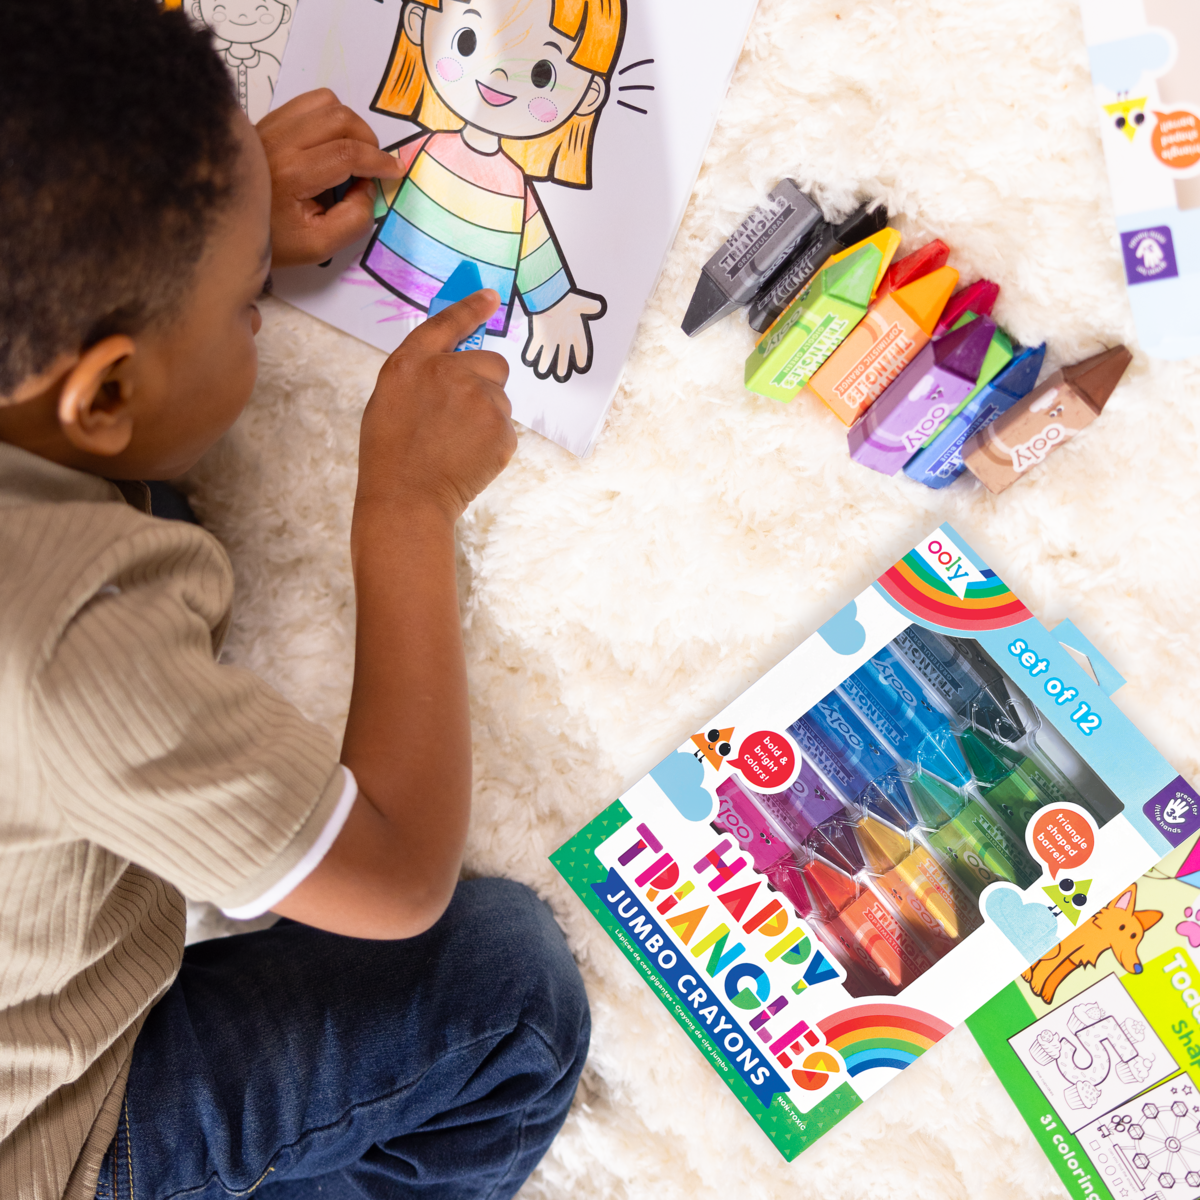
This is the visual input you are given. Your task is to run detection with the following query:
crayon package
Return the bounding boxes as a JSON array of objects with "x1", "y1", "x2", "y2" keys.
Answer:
[{"x1": 552, "y1": 525, "x2": 1187, "y2": 1161}]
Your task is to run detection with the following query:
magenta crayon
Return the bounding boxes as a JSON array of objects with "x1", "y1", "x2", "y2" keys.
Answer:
[
  {"x1": 934, "y1": 279, "x2": 999, "y2": 337},
  {"x1": 847, "y1": 316, "x2": 997, "y2": 475}
]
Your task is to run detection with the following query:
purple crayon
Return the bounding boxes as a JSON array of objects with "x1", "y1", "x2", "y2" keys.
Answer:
[{"x1": 847, "y1": 316, "x2": 997, "y2": 476}]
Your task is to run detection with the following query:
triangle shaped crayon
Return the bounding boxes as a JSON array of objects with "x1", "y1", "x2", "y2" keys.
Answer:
[
  {"x1": 852, "y1": 815, "x2": 912, "y2": 874},
  {"x1": 428, "y1": 261, "x2": 487, "y2": 350},
  {"x1": 890, "y1": 266, "x2": 960, "y2": 336},
  {"x1": 823, "y1": 243, "x2": 886, "y2": 306},
  {"x1": 934, "y1": 316, "x2": 998, "y2": 379},
  {"x1": 822, "y1": 227, "x2": 902, "y2": 300},
  {"x1": 934, "y1": 279, "x2": 999, "y2": 337},
  {"x1": 806, "y1": 265, "x2": 959, "y2": 425},
  {"x1": 904, "y1": 342, "x2": 1046, "y2": 489},
  {"x1": 745, "y1": 243, "x2": 881, "y2": 402},
  {"x1": 918, "y1": 326, "x2": 1014, "y2": 449},
  {"x1": 848, "y1": 316, "x2": 997, "y2": 475},
  {"x1": 802, "y1": 854, "x2": 861, "y2": 918},
  {"x1": 1061, "y1": 345, "x2": 1134, "y2": 413},
  {"x1": 876, "y1": 240, "x2": 949, "y2": 300},
  {"x1": 962, "y1": 344, "x2": 1131, "y2": 493}
]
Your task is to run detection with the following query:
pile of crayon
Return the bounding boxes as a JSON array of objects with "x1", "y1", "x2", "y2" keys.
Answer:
[
  {"x1": 683, "y1": 180, "x2": 1133, "y2": 493},
  {"x1": 709, "y1": 627, "x2": 1122, "y2": 997}
]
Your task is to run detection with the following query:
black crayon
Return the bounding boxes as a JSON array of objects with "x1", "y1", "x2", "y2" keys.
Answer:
[{"x1": 747, "y1": 202, "x2": 890, "y2": 334}]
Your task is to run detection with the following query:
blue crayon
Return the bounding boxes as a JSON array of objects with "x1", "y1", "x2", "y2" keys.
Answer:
[
  {"x1": 837, "y1": 648, "x2": 973, "y2": 787},
  {"x1": 902, "y1": 344, "x2": 1047, "y2": 489},
  {"x1": 790, "y1": 696, "x2": 920, "y2": 827},
  {"x1": 427, "y1": 261, "x2": 487, "y2": 351}
]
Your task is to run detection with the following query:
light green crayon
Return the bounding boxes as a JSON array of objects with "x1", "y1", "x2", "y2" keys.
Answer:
[{"x1": 744, "y1": 243, "x2": 881, "y2": 402}]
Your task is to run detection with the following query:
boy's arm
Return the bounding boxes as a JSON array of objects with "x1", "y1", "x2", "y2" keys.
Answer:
[
  {"x1": 257, "y1": 89, "x2": 405, "y2": 268},
  {"x1": 271, "y1": 290, "x2": 517, "y2": 939}
]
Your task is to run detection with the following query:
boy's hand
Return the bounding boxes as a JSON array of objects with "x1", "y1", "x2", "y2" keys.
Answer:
[
  {"x1": 357, "y1": 290, "x2": 516, "y2": 525},
  {"x1": 257, "y1": 89, "x2": 403, "y2": 269}
]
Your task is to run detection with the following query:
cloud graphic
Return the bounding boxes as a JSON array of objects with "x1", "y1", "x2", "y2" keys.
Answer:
[
  {"x1": 1088, "y1": 32, "x2": 1172, "y2": 95},
  {"x1": 649, "y1": 751, "x2": 713, "y2": 822},
  {"x1": 819, "y1": 600, "x2": 867, "y2": 656},
  {"x1": 985, "y1": 886, "x2": 1060, "y2": 961}
]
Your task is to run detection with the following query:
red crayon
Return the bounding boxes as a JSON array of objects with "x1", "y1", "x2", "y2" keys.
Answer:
[{"x1": 875, "y1": 239, "x2": 949, "y2": 301}]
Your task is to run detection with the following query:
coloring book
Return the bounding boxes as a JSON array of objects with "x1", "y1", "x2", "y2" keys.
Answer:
[
  {"x1": 971, "y1": 831, "x2": 1200, "y2": 1200},
  {"x1": 267, "y1": 0, "x2": 759, "y2": 456},
  {"x1": 552, "y1": 526, "x2": 1192, "y2": 1160}
]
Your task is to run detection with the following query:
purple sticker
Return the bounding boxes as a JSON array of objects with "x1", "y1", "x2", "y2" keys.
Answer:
[
  {"x1": 1143, "y1": 777, "x2": 1200, "y2": 845},
  {"x1": 1122, "y1": 225, "x2": 1179, "y2": 286}
]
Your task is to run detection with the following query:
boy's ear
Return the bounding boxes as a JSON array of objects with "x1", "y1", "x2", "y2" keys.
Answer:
[
  {"x1": 577, "y1": 75, "x2": 607, "y2": 118},
  {"x1": 280, "y1": 4, "x2": 291, "y2": 25},
  {"x1": 58, "y1": 336, "x2": 138, "y2": 459},
  {"x1": 402, "y1": 2, "x2": 425, "y2": 45}
]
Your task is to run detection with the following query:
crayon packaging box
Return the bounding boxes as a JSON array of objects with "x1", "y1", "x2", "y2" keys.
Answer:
[
  {"x1": 551, "y1": 526, "x2": 1189, "y2": 1161},
  {"x1": 970, "y1": 828, "x2": 1200, "y2": 1200}
]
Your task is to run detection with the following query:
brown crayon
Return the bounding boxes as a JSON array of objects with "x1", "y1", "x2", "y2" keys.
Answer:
[{"x1": 961, "y1": 346, "x2": 1132, "y2": 493}]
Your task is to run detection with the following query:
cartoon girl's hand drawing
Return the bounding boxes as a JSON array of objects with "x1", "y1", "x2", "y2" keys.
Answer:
[
  {"x1": 362, "y1": 0, "x2": 625, "y2": 384},
  {"x1": 523, "y1": 291, "x2": 606, "y2": 381}
]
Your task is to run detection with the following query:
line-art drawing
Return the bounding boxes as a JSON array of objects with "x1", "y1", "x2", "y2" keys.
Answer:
[{"x1": 190, "y1": 0, "x2": 295, "y2": 123}]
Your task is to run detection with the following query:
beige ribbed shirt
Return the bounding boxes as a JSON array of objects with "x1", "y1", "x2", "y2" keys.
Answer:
[{"x1": 0, "y1": 442, "x2": 351, "y2": 1200}]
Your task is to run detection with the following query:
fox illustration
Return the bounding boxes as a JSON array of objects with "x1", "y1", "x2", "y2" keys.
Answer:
[{"x1": 1021, "y1": 883, "x2": 1162, "y2": 1005}]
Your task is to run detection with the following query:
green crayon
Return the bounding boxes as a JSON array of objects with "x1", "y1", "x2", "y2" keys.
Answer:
[
  {"x1": 926, "y1": 800, "x2": 1039, "y2": 892},
  {"x1": 744, "y1": 243, "x2": 881, "y2": 402}
]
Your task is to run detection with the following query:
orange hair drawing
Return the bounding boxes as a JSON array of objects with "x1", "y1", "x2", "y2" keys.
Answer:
[{"x1": 372, "y1": 0, "x2": 626, "y2": 188}]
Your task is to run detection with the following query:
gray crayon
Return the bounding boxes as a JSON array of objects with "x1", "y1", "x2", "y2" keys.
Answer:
[{"x1": 681, "y1": 179, "x2": 823, "y2": 337}]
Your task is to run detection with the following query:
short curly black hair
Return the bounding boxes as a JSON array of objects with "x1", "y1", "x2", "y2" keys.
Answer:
[{"x1": 0, "y1": 0, "x2": 240, "y2": 396}]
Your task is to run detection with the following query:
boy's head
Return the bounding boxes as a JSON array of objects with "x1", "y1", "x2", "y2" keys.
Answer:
[{"x1": 0, "y1": 0, "x2": 272, "y2": 480}]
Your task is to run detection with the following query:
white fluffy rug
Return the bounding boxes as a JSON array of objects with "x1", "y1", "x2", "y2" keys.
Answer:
[{"x1": 184, "y1": 0, "x2": 1200, "y2": 1195}]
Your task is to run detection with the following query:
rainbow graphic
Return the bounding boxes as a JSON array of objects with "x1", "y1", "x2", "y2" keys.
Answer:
[
  {"x1": 817, "y1": 1004, "x2": 953, "y2": 1076},
  {"x1": 875, "y1": 551, "x2": 1030, "y2": 631}
]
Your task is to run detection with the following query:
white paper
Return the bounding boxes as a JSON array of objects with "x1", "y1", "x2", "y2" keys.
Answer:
[{"x1": 268, "y1": 0, "x2": 758, "y2": 456}]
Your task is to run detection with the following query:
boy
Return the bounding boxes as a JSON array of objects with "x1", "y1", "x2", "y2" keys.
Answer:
[{"x1": 0, "y1": 4, "x2": 589, "y2": 1199}]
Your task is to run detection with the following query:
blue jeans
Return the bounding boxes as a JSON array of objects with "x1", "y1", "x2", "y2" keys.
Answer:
[{"x1": 94, "y1": 879, "x2": 590, "y2": 1200}]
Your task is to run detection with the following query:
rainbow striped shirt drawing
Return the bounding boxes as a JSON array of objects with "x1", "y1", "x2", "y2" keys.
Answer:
[{"x1": 362, "y1": 131, "x2": 571, "y2": 335}]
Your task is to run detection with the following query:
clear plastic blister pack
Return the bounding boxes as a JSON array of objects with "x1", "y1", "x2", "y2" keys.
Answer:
[{"x1": 713, "y1": 627, "x2": 1124, "y2": 997}]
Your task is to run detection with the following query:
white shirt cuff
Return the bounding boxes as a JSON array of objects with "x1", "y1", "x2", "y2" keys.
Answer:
[{"x1": 220, "y1": 765, "x2": 358, "y2": 920}]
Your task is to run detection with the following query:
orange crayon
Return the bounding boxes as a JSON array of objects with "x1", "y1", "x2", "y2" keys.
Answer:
[
  {"x1": 805, "y1": 266, "x2": 959, "y2": 426},
  {"x1": 855, "y1": 815, "x2": 981, "y2": 946}
]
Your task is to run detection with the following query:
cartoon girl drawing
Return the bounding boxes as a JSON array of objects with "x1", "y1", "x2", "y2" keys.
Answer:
[{"x1": 362, "y1": 0, "x2": 626, "y2": 382}]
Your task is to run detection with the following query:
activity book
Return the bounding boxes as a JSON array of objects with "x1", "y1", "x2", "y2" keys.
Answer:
[
  {"x1": 551, "y1": 526, "x2": 1193, "y2": 1161},
  {"x1": 971, "y1": 829, "x2": 1200, "y2": 1200}
]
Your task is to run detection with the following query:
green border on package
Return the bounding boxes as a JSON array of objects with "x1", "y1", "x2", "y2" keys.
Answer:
[{"x1": 551, "y1": 799, "x2": 863, "y2": 1161}]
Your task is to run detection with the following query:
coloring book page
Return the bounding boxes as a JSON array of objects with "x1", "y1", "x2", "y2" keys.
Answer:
[
  {"x1": 164, "y1": 0, "x2": 298, "y2": 122},
  {"x1": 268, "y1": 0, "x2": 759, "y2": 456},
  {"x1": 1009, "y1": 974, "x2": 1177, "y2": 1134}
]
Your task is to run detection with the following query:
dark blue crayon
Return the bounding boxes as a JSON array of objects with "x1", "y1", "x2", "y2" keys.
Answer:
[
  {"x1": 428, "y1": 261, "x2": 487, "y2": 351},
  {"x1": 902, "y1": 344, "x2": 1047, "y2": 489}
]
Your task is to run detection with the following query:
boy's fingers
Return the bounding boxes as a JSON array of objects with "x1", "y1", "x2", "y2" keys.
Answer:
[
  {"x1": 400, "y1": 291, "x2": 502, "y2": 356},
  {"x1": 261, "y1": 101, "x2": 381, "y2": 155},
  {"x1": 289, "y1": 182, "x2": 378, "y2": 261},
  {"x1": 460, "y1": 349, "x2": 510, "y2": 390},
  {"x1": 277, "y1": 141, "x2": 403, "y2": 200}
]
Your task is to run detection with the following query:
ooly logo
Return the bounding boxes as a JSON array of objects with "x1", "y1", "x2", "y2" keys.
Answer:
[
  {"x1": 1010, "y1": 424, "x2": 1065, "y2": 473},
  {"x1": 914, "y1": 532, "x2": 986, "y2": 600}
]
